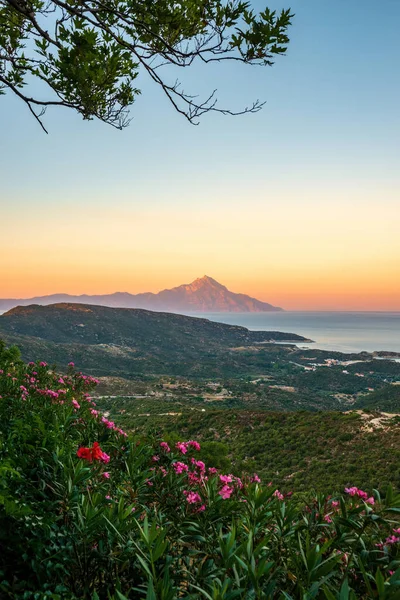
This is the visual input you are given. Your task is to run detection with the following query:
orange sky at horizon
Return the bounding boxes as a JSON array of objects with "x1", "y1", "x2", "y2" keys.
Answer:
[{"x1": 1, "y1": 193, "x2": 399, "y2": 311}]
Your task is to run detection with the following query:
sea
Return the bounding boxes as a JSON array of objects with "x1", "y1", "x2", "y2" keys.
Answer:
[{"x1": 188, "y1": 312, "x2": 400, "y2": 355}]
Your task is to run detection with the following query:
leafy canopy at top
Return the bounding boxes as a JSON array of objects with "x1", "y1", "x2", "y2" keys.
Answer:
[{"x1": 0, "y1": 0, "x2": 293, "y2": 131}]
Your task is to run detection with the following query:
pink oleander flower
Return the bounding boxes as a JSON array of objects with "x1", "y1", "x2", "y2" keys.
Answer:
[
  {"x1": 159, "y1": 467, "x2": 168, "y2": 477},
  {"x1": 273, "y1": 490, "x2": 284, "y2": 501},
  {"x1": 175, "y1": 442, "x2": 188, "y2": 454},
  {"x1": 187, "y1": 440, "x2": 201, "y2": 451},
  {"x1": 345, "y1": 487, "x2": 374, "y2": 505},
  {"x1": 101, "y1": 452, "x2": 110, "y2": 464},
  {"x1": 251, "y1": 473, "x2": 261, "y2": 483},
  {"x1": 90, "y1": 409, "x2": 99, "y2": 416},
  {"x1": 220, "y1": 474, "x2": 233, "y2": 484},
  {"x1": 324, "y1": 514, "x2": 333, "y2": 523},
  {"x1": 188, "y1": 471, "x2": 201, "y2": 484},
  {"x1": 146, "y1": 479, "x2": 154, "y2": 486},
  {"x1": 68, "y1": 362, "x2": 75, "y2": 367},
  {"x1": 331, "y1": 501, "x2": 340, "y2": 508},
  {"x1": 172, "y1": 461, "x2": 189, "y2": 474},
  {"x1": 102, "y1": 472, "x2": 110, "y2": 479},
  {"x1": 58, "y1": 378, "x2": 65, "y2": 384},
  {"x1": 72, "y1": 399, "x2": 80, "y2": 409},
  {"x1": 208, "y1": 467, "x2": 218, "y2": 475},
  {"x1": 39, "y1": 362, "x2": 47, "y2": 367},
  {"x1": 152, "y1": 455, "x2": 160, "y2": 462},
  {"x1": 385, "y1": 535, "x2": 400, "y2": 545},
  {"x1": 160, "y1": 441, "x2": 171, "y2": 452},
  {"x1": 219, "y1": 485, "x2": 234, "y2": 500},
  {"x1": 197, "y1": 504, "x2": 206, "y2": 512},
  {"x1": 183, "y1": 490, "x2": 202, "y2": 504},
  {"x1": 235, "y1": 477, "x2": 244, "y2": 489},
  {"x1": 101, "y1": 416, "x2": 115, "y2": 429},
  {"x1": 191, "y1": 459, "x2": 205, "y2": 472},
  {"x1": 393, "y1": 528, "x2": 400, "y2": 535}
]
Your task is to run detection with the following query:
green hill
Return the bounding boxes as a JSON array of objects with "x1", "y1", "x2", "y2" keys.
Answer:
[{"x1": 0, "y1": 303, "x2": 307, "y2": 378}]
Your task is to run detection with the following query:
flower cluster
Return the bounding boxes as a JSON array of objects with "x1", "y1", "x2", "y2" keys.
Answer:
[{"x1": 77, "y1": 442, "x2": 110, "y2": 464}]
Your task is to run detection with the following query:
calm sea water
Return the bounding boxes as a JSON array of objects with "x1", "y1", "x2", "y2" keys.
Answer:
[{"x1": 189, "y1": 312, "x2": 400, "y2": 354}]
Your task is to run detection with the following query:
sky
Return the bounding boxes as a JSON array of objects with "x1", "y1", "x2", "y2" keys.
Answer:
[{"x1": 1, "y1": 0, "x2": 399, "y2": 311}]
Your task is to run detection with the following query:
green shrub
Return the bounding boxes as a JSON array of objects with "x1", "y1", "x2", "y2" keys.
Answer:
[{"x1": 0, "y1": 348, "x2": 400, "y2": 598}]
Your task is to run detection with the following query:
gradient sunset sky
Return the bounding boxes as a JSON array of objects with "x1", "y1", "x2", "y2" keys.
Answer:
[{"x1": 1, "y1": 0, "x2": 399, "y2": 310}]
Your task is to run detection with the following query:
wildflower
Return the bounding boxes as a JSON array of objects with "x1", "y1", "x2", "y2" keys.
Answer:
[
  {"x1": 385, "y1": 535, "x2": 400, "y2": 545},
  {"x1": 172, "y1": 461, "x2": 189, "y2": 474},
  {"x1": 219, "y1": 485, "x2": 234, "y2": 500},
  {"x1": 187, "y1": 440, "x2": 201, "y2": 451},
  {"x1": 192, "y1": 459, "x2": 206, "y2": 472},
  {"x1": 160, "y1": 441, "x2": 171, "y2": 452},
  {"x1": 219, "y1": 474, "x2": 233, "y2": 484},
  {"x1": 77, "y1": 442, "x2": 110, "y2": 464},
  {"x1": 273, "y1": 490, "x2": 284, "y2": 501},
  {"x1": 176, "y1": 442, "x2": 188, "y2": 454},
  {"x1": 183, "y1": 490, "x2": 202, "y2": 504}
]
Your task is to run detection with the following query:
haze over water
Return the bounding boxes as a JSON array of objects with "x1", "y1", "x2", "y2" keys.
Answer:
[{"x1": 191, "y1": 312, "x2": 400, "y2": 354}]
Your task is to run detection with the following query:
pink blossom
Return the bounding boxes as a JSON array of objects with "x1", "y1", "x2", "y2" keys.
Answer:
[
  {"x1": 197, "y1": 504, "x2": 206, "y2": 512},
  {"x1": 208, "y1": 467, "x2": 218, "y2": 475},
  {"x1": 183, "y1": 490, "x2": 202, "y2": 504},
  {"x1": 188, "y1": 471, "x2": 201, "y2": 484},
  {"x1": 72, "y1": 399, "x2": 80, "y2": 409},
  {"x1": 152, "y1": 455, "x2": 160, "y2": 462},
  {"x1": 90, "y1": 409, "x2": 99, "y2": 416},
  {"x1": 385, "y1": 535, "x2": 400, "y2": 545},
  {"x1": 172, "y1": 461, "x2": 189, "y2": 474},
  {"x1": 101, "y1": 452, "x2": 110, "y2": 464},
  {"x1": 68, "y1": 362, "x2": 75, "y2": 367},
  {"x1": 191, "y1": 459, "x2": 206, "y2": 472},
  {"x1": 220, "y1": 474, "x2": 233, "y2": 484},
  {"x1": 160, "y1": 441, "x2": 171, "y2": 452},
  {"x1": 102, "y1": 472, "x2": 110, "y2": 479},
  {"x1": 175, "y1": 442, "x2": 188, "y2": 454},
  {"x1": 324, "y1": 514, "x2": 333, "y2": 523},
  {"x1": 331, "y1": 501, "x2": 340, "y2": 508},
  {"x1": 187, "y1": 440, "x2": 201, "y2": 451},
  {"x1": 219, "y1": 485, "x2": 234, "y2": 500},
  {"x1": 273, "y1": 490, "x2": 284, "y2": 501},
  {"x1": 251, "y1": 473, "x2": 261, "y2": 483}
]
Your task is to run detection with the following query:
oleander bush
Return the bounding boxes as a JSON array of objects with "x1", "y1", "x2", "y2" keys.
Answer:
[{"x1": 0, "y1": 341, "x2": 400, "y2": 599}]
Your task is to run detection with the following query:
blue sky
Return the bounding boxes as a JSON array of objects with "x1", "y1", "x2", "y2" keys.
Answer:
[{"x1": 1, "y1": 0, "x2": 399, "y2": 309}]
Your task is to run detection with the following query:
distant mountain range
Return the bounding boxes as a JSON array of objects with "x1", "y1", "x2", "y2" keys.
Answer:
[
  {"x1": 0, "y1": 303, "x2": 303, "y2": 377},
  {"x1": 0, "y1": 276, "x2": 282, "y2": 313}
]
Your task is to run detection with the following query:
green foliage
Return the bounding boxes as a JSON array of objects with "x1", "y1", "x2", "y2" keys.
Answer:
[
  {"x1": 99, "y1": 398, "x2": 400, "y2": 494},
  {"x1": 1, "y1": 346, "x2": 400, "y2": 598},
  {"x1": 0, "y1": 0, "x2": 293, "y2": 131}
]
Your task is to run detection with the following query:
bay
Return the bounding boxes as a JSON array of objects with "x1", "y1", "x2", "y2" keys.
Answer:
[{"x1": 187, "y1": 311, "x2": 400, "y2": 354}]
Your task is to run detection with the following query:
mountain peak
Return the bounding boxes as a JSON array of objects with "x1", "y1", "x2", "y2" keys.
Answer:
[{"x1": 0, "y1": 277, "x2": 283, "y2": 313}]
